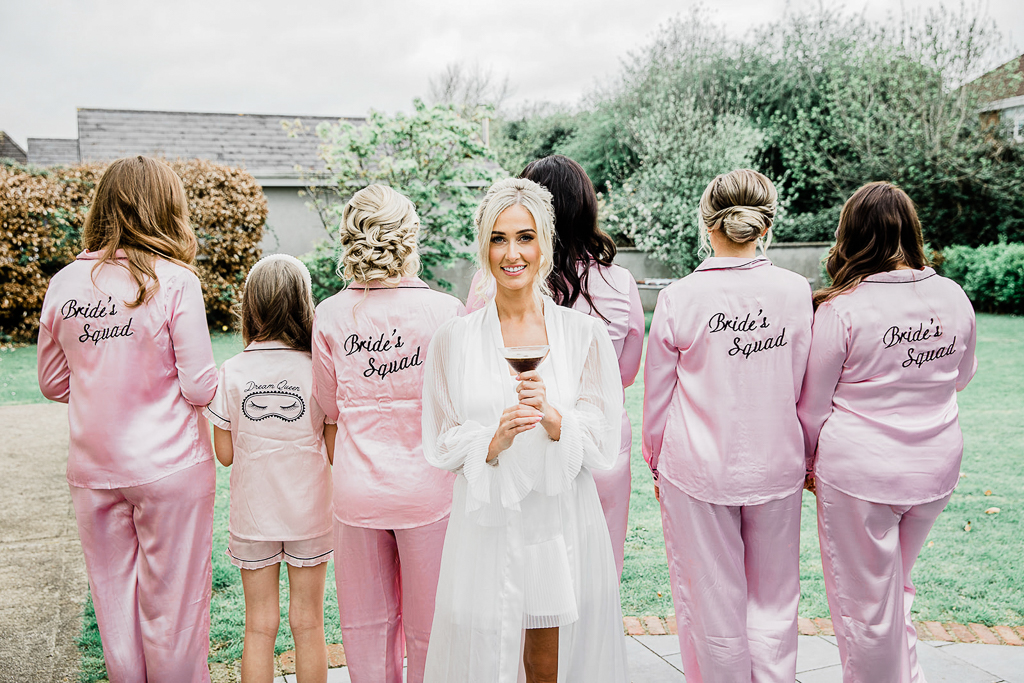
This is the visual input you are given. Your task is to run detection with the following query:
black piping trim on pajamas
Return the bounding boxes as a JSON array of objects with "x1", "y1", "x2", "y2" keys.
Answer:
[
  {"x1": 695, "y1": 258, "x2": 767, "y2": 272},
  {"x1": 346, "y1": 285, "x2": 430, "y2": 291},
  {"x1": 228, "y1": 550, "x2": 283, "y2": 563},
  {"x1": 205, "y1": 407, "x2": 230, "y2": 423},
  {"x1": 284, "y1": 548, "x2": 333, "y2": 561}
]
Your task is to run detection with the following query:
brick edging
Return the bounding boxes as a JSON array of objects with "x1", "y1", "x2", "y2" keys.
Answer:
[
  {"x1": 249, "y1": 617, "x2": 1024, "y2": 676},
  {"x1": 624, "y1": 615, "x2": 1024, "y2": 646}
]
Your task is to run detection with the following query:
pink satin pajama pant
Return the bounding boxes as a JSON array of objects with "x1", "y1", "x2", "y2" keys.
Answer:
[
  {"x1": 69, "y1": 459, "x2": 216, "y2": 683},
  {"x1": 816, "y1": 479, "x2": 950, "y2": 683},
  {"x1": 591, "y1": 436, "x2": 631, "y2": 579},
  {"x1": 333, "y1": 516, "x2": 448, "y2": 683},
  {"x1": 660, "y1": 479, "x2": 801, "y2": 683}
]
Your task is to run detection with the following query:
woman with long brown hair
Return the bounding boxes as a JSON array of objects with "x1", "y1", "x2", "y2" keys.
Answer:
[
  {"x1": 37, "y1": 156, "x2": 219, "y2": 681},
  {"x1": 798, "y1": 182, "x2": 978, "y2": 683}
]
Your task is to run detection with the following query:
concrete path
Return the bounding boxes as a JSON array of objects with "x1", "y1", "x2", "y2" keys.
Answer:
[
  {"x1": 272, "y1": 635, "x2": 1024, "y2": 683},
  {"x1": 0, "y1": 403, "x2": 87, "y2": 683}
]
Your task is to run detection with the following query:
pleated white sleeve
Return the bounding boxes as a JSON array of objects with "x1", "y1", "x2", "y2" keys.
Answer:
[
  {"x1": 421, "y1": 318, "x2": 503, "y2": 502},
  {"x1": 541, "y1": 322, "x2": 623, "y2": 494}
]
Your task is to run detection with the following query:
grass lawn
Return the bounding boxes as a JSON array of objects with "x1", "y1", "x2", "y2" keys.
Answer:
[{"x1": 2, "y1": 316, "x2": 1022, "y2": 680}]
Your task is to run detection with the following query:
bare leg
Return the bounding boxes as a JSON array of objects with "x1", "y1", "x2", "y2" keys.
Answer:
[
  {"x1": 523, "y1": 627, "x2": 559, "y2": 683},
  {"x1": 240, "y1": 564, "x2": 281, "y2": 683},
  {"x1": 287, "y1": 563, "x2": 328, "y2": 683}
]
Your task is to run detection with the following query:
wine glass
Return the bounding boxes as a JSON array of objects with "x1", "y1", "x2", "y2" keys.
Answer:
[{"x1": 500, "y1": 345, "x2": 550, "y2": 374}]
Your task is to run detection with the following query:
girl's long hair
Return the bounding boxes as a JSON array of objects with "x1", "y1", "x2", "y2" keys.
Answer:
[
  {"x1": 814, "y1": 182, "x2": 929, "y2": 309},
  {"x1": 240, "y1": 255, "x2": 315, "y2": 352},
  {"x1": 82, "y1": 156, "x2": 198, "y2": 307},
  {"x1": 520, "y1": 155, "x2": 616, "y2": 321}
]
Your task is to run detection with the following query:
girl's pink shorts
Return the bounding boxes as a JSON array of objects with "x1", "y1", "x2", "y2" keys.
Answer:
[{"x1": 227, "y1": 532, "x2": 333, "y2": 570}]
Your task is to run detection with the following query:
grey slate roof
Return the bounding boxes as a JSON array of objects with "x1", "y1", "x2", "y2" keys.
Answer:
[
  {"x1": 76, "y1": 108, "x2": 362, "y2": 182},
  {"x1": 27, "y1": 138, "x2": 80, "y2": 166},
  {"x1": 0, "y1": 132, "x2": 28, "y2": 163}
]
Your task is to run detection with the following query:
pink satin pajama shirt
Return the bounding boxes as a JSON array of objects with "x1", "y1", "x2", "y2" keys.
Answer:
[
  {"x1": 643, "y1": 257, "x2": 813, "y2": 504},
  {"x1": 38, "y1": 250, "x2": 218, "y2": 487},
  {"x1": 204, "y1": 342, "x2": 334, "y2": 544},
  {"x1": 798, "y1": 267, "x2": 978, "y2": 505},
  {"x1": 312, "y1": 278, "x2": 464, "y2": 529},
  {"x1": 38, "y1": 250, "x2": 218, "y2": 683}
]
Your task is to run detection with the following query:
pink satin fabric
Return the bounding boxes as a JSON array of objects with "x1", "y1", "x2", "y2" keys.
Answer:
[
  {"x1": 204, "y1": 341, "x2": 333, "y2": 542},
  {"x1": 312, "y1": 277, "x2": 463, "y2": 529},
  {"x1": 333, "y1": 517, "x2": 449, "y2": 683},
  {"x1": 798, "y1": 267, "x2": 977, "y2": 505},
  {"x1": 660, "y1": 479, "x2": 801, "y2": 683},
  {"x1": 643, "y1": 257, "x2": 812, "y2": 504},
  {"x1": 37, "y1": 250, "x2": 218, "y2": 488},
  {"x1": 465, "y1": 263, "x2": 643, "y2": 577},
  {"x1": 817, "y1": 480, "x2": 950, "y2": 683},
  {"x1": 69, "y1": 459, "x2": 215, "y2": 683}
]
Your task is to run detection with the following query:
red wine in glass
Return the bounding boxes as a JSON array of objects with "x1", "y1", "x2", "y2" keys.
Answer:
[{"x1": 501, "y1": 345, "x2": 550, "y2": 374}]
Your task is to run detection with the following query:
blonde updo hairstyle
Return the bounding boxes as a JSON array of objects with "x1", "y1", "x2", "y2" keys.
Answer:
[
  {"x1": 474, "y1": 177, "x2": 556, "y2": 300},
  {"x1": 338, "y1": 184, "x2": 420, "y2": 286},
  {"x1": 698, "y1": 169, "x2": 778, "y2": 258}
]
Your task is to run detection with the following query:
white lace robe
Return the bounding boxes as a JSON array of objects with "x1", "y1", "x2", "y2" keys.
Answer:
[{"x1": 421, "y1": 298, "x2": 629, "y2": 683}]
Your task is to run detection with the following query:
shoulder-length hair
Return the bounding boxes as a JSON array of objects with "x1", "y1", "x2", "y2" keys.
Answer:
[
  {"x1": 520, "y1": 155, "x2": 617, "y2": 321},
  {"x1": 814, "y1": 181, "x2": 929, "y2": 309},
  {"x1": 239, "y1": 255, "x2": 315, "y2": 352},
  {"x1": 82, "y1": 156, "x2": 198, "y2": 308},
  {"x1": 474, "y1": 177, "x2": 556, "y2": 299}
]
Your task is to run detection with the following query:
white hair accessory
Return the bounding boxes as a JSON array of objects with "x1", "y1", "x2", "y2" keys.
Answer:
[{"x1": 245, "y1": 253, "x2": 313, "y2": 289}]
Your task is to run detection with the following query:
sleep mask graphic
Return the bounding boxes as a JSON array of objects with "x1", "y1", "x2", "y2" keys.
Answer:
[{"x1": 242, "y1": 391, "x2": 306, "y2": 422}]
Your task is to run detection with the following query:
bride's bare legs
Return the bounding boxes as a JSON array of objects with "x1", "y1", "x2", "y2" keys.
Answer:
[{"x1": 523, "y1": 627, "x2": 558, "y2": 683}]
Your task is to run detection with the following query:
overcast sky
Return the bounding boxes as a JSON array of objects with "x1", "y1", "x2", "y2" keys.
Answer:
[{"x1": 2, "y1": 0, "x2": 1021, "y2": 149}]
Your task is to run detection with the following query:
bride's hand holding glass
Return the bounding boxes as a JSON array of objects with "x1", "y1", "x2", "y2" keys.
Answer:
[{"x1": 516, "y1": 371, "x2": 562, "y2": 441}]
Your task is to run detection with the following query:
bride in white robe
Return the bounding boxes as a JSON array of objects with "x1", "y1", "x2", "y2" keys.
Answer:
[{"x1": 421, "y1": 177, "x2": 630, "y2": 683}]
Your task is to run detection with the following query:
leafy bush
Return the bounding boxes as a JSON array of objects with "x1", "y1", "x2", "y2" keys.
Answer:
[
  {"x1": 296, "y1": 100, "x2": 505, "y2": 294},
  {"x1": 940, "y1": 243, "x2": 1024, "y2": 314},
  {"x1": 300, "y1": 240, "x2": 348, "y2": 304},
  {"x1": 773, "y1": 206, "x2": 842, "y2": 243},
  {"x1": 0, "y1": 158, "x2": 266, "y2": 342}
]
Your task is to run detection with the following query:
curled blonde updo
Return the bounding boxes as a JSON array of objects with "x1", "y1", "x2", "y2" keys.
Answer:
[
  {"x1": 698, "y1": 169, "x2": 778, "y2": 257},
  {"x1": 338, "y1": 184, "x2": 421, "y2": 286}
]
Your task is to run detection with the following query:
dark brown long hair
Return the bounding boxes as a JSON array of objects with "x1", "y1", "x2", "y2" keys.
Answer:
[
  {"x1": 814, "y1": 181, "x2": 929, "y2": 308},
  {"x1": 82, "y1": 156, "x2": 198, "y2": 308},
  {"x1": 240, "y1": 257, "x2": 315, "y2": 352},
  {"x1": 520, "y1": 155, "x2": 617, "y2": 320}
]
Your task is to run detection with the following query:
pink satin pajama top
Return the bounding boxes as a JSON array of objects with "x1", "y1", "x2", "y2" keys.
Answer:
[
  {"x1": 37, "y1": 250, "x2": 218, "y2": 489},
  {"x1": 204, "y1": 342, "x2": 334, "y2": 540},
  {"x1": 642, "y1": 257, "x2": 813, "y2": 506},
  {"x1": 312, "y1": 277, "x2": 464, "y2": 530},
  {"x1": 797, "y1": 267, "x2": 978, "y2": 506}
]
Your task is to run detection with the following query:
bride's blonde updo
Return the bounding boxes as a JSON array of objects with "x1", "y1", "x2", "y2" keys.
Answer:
[
  {"x1": 338, "y1": 184, "x2": 420, "y2": 286},
  {"x1": 698, "y1": 169, "x2": 778, "y2": 257}
]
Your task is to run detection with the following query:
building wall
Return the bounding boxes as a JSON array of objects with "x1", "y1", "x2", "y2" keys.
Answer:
[{"x1": 258, "y1": 185, "x2": 337, "y2": 257}]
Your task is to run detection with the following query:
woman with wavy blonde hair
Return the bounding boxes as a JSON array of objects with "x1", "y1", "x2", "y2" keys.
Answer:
[
  {"x1": 643, "y1": 169, "x2": 813, "y2": 682},
  {"x1": 311, "y1": 184, "x2": 464, "y2": 683},
  {"x1": 422, "y1": 177, "x2": 629, "y2": 683}
]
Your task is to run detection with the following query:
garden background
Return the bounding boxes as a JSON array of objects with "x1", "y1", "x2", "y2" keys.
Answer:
[{"x1": 1, "y1": 5, "x2": 1023, "y2": 680}]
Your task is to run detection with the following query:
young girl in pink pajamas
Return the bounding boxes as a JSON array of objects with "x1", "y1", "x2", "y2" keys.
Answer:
[
  {"x1": 798, "y1": 182, "x2": 977, "y2": 683},
  {"x1": 37, "y1": 156, "x2": 219, "y2": 682},
  {"x1": 204, "y1": 254, "x2": 336, "y2": 683},
  {"x1": 643, "y1": 169, "x2": 812, "y2": 683},
  {"x1": 312, "y1": 184, "x2": 463, "y2": 683}
]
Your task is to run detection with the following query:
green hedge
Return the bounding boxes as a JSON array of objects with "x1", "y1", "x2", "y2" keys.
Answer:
[{"x1": 939, "y1": 243, "x2": 1024, "y2": 315}]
